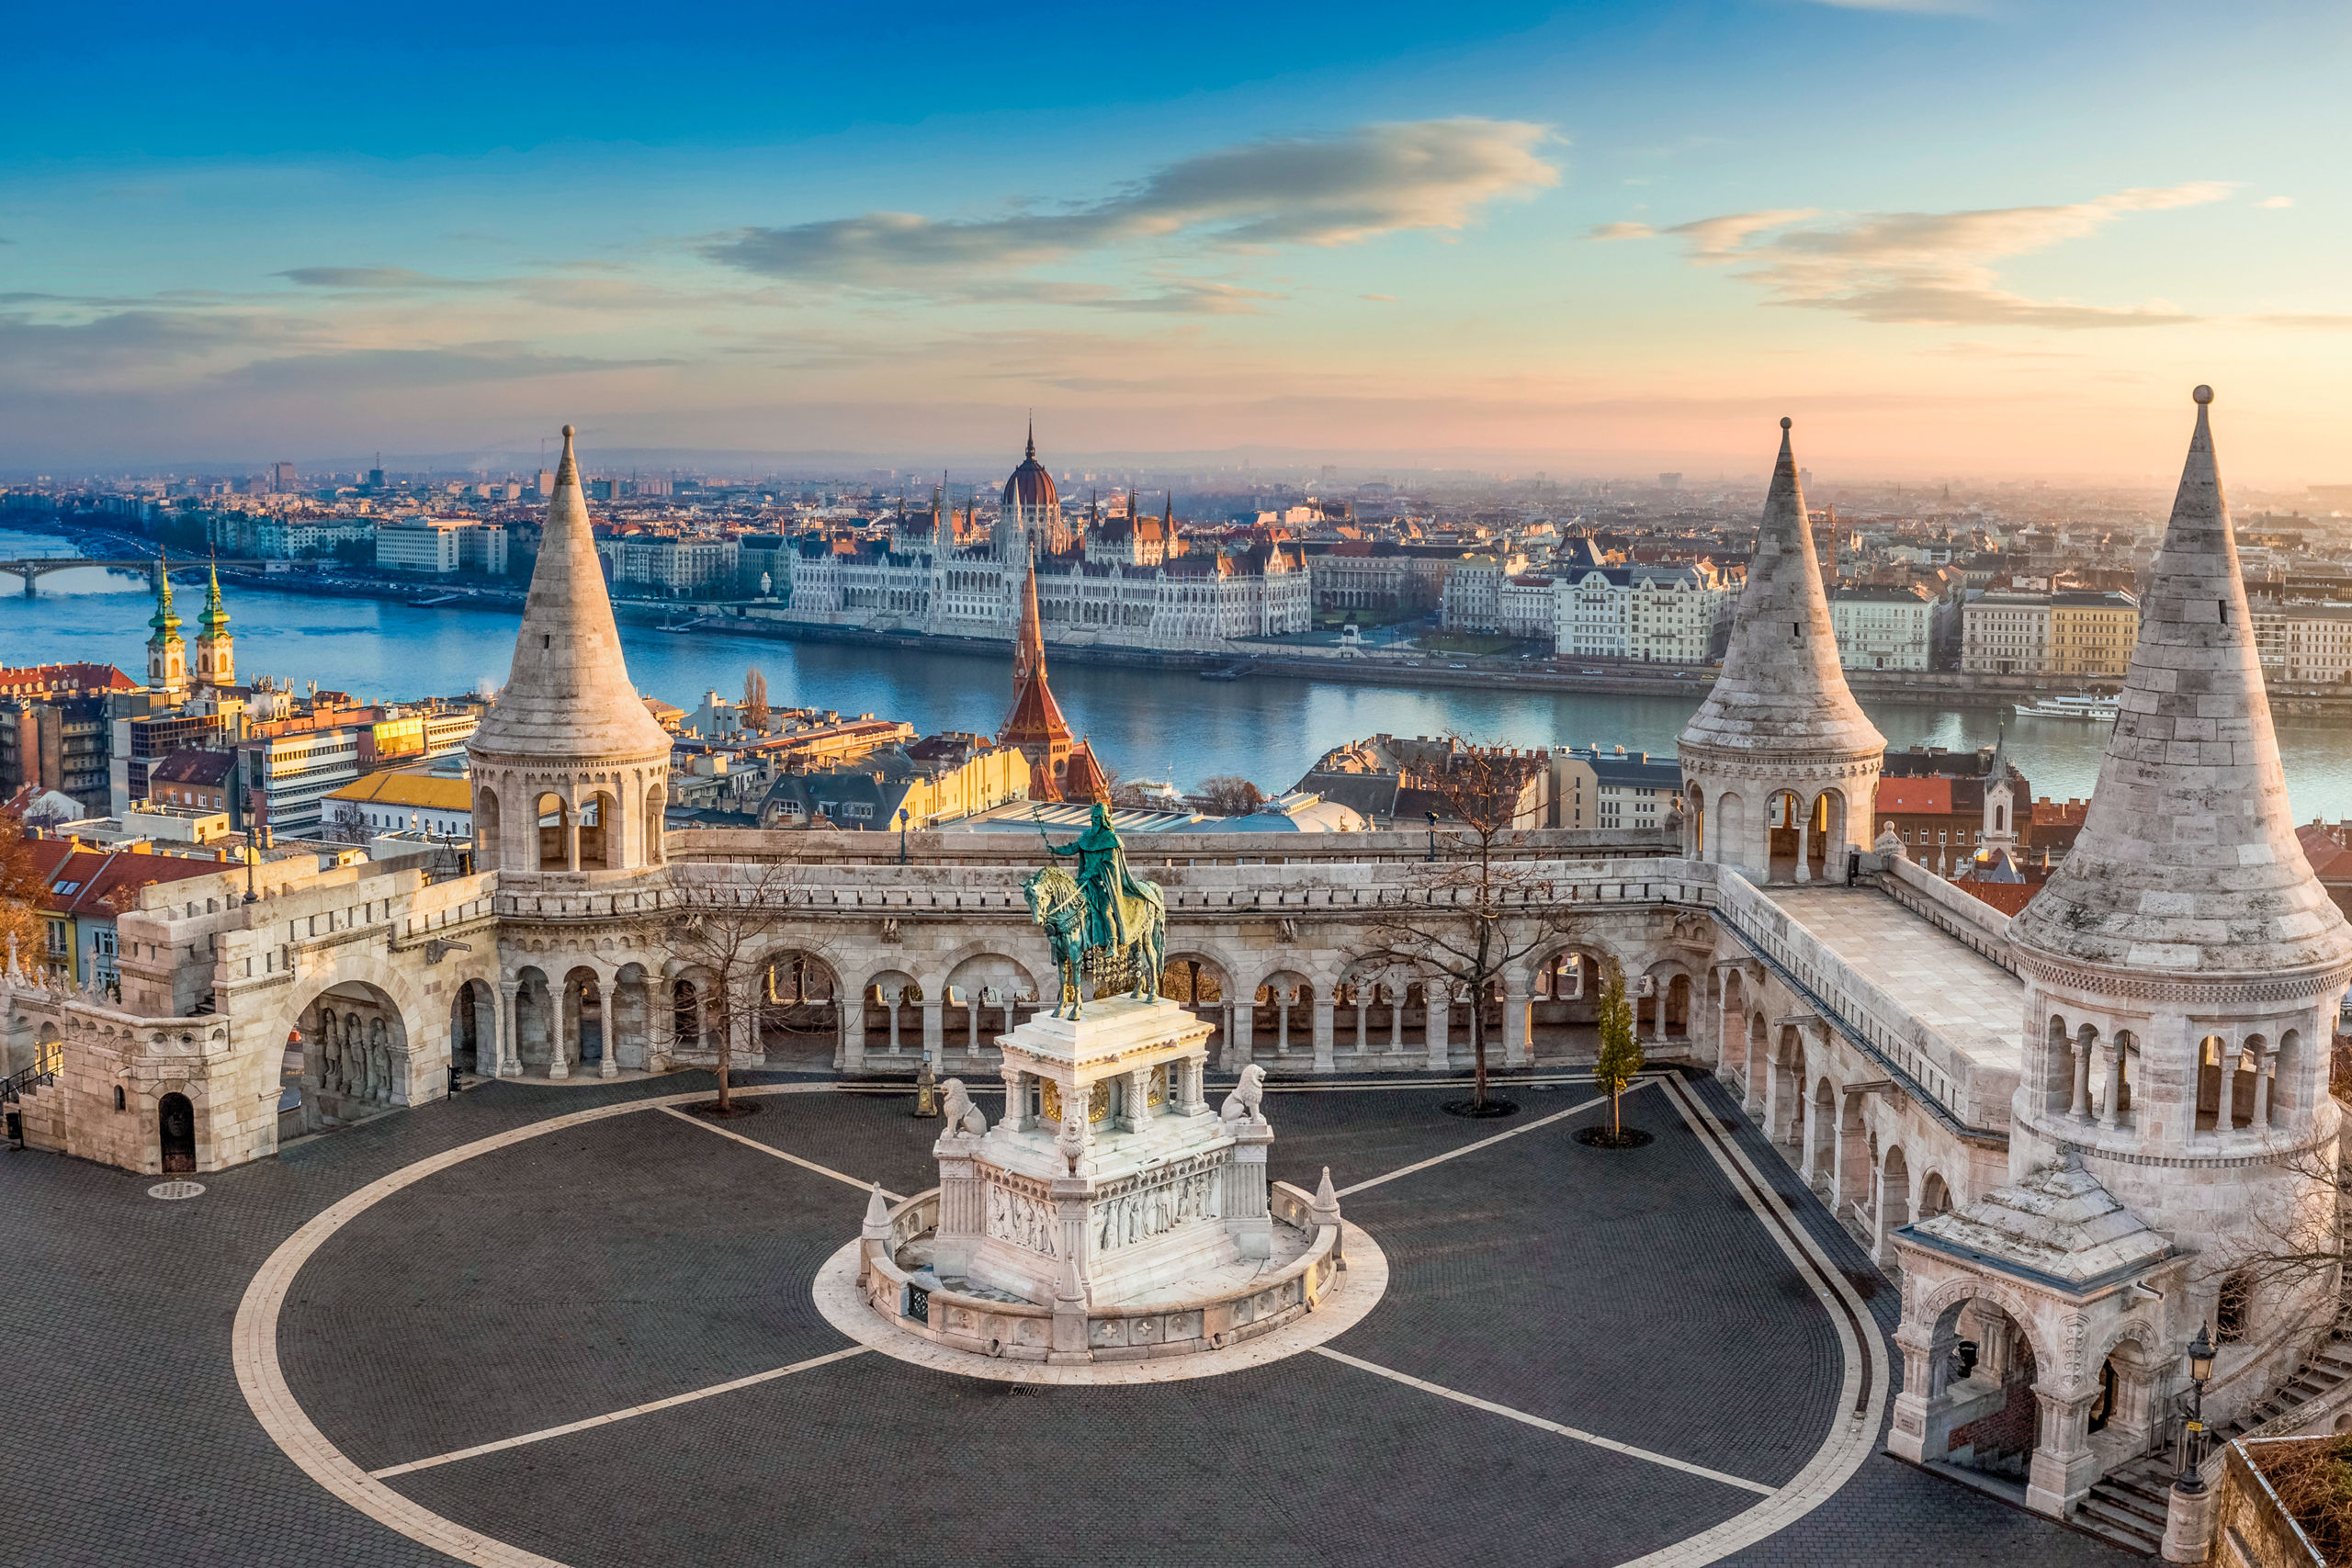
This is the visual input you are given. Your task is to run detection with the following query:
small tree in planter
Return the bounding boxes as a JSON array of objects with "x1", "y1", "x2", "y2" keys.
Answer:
[{"x1": 1591, "y1": 964, "x2": 1645, "y2": 1145}]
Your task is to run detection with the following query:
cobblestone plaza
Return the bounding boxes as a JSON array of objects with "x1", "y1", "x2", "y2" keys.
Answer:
[{"x1": 3, "y1": 1066, "x2": 2135, "y2": 1567}]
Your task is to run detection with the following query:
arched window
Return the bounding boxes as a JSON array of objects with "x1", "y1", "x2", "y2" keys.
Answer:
[
  {"x1": 113, "y1": 1085, "x2": 126, "y2": 1111},
  {"x1": 2216, "y1": 1271, "x2": 2252, "y2": 1344}
]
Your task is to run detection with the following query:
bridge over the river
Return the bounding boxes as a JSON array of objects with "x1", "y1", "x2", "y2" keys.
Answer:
[{"x1": 0, "y1": 558, "x2": 269, "y2": 595}]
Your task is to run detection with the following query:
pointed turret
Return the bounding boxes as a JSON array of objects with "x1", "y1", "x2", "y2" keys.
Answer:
[
  {"x1": 469, "y1": 425, "x2": 673, "y2": 874},
  {"x1": 195, "y1": 558, "x2": 234, "y2": 688},
  {"x1": 1000, "y1": 555, "x2": 1073, "y2": 799},
  {"x1": 2010, "y1": 388, "x2": 2352, "y2": 978},
  {"x1": 1679, "y1": 419, "x2": 1883, "y2": 761},
  {"x1": 145, "y1": 551, "x2": 188, "y2": 698}
]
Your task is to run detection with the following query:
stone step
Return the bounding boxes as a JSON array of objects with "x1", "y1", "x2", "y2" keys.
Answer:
[
  {"x1": 2073, "y1": 1495, "x2": 2163, "y2": 1557},
  {"x1": 2100, "y1": 1473, "x2": 2176, "y2": 1514},
  {"x1": 2086, "y1": 1481, "x2": 2170, "y2": 1529}
]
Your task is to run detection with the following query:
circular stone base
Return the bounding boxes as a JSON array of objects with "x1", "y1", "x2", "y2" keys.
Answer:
[
  {"x1": 1442, "y1": 1098, "x2": 1520, "y2": 1119},
  {"x1": 812, "y1": 1220, "x2": 1390, "y2": 1385}
]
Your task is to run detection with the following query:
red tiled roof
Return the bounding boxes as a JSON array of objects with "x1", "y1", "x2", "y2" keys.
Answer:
[
  {"x1": 26, "y1": 839, "x2": 225, "y2": 918},
  {"x1": 1875, "y1": 777, "x2": 1953, "y2": 815}
]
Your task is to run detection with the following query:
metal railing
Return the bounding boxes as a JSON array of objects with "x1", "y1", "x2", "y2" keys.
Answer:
[{"x1": 0, "y1": 1042, "x2": 62, "y2": 1105}]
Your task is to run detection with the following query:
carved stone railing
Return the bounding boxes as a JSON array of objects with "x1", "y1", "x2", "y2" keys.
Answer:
[
  {"x1": 859, "y1": 1179, "x2": 1342, "y2": 1364},
  {"x1": 1877, "y1": 855, "x2": 2018, "y2": 976}
]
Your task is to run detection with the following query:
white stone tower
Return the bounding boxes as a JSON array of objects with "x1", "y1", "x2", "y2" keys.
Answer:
[
  {"x1": 1979, "y1": 731, "x2": 2017, "y2": 869},
  {"x1": 468, "y1": 425, "x2": 673, "y2": 876},
  {"x1": 1678, "y1": 418, "x2": 1884, "y2": 880},
  {"x1": 2005, "y1": 387, "x2": 2352, "y2": 1382}
]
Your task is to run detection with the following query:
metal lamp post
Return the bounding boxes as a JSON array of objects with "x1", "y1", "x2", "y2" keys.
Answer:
[
  {"x1": 2174, "y1": 1325, "x2": 2217, "y2": 1494},
  {"x1": 898, "y1": 807, "x2": 910, "y2": 865},
  {"x1": 1426, "y1": 810, "x2": 1439, "y2": 863}
]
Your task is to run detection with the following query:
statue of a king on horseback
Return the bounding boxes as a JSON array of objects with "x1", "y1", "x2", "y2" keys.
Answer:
[{"x1": 1023, "y1": 802, "x2": 1166, "y2": 1019}]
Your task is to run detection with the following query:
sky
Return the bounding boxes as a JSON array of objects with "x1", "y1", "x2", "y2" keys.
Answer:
[{"x1": 5, "y1": 0, "x2": 2348, "y2": 482}]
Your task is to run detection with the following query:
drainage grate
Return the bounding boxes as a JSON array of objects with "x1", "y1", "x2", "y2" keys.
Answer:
[{"x1": 148, "y1": 1180, "x2": 206, "y2": 1201}]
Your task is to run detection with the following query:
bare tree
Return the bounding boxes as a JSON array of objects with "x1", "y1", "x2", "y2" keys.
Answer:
[
  {"x1": 329, "y1": 800, "x2": 371, "y2": 844},
  {"x1": 1197, "y1": 774, "x2": 1264, "y2": 817},
  {"x1": 741, "y1": 668, "x2": 772, "y2": 734},
  {"x1": 0, "y1": 808, "x2": 48, "y2": 970},
  {"x1": 1359, "y1": 735, "x2": 1575, "y2": 1114},
  {"x1": 653, "y1": 854, "x2": 808, "y2": 1115}
]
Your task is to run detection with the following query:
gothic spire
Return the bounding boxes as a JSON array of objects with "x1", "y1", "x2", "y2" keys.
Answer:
[
  {"x1": 2010, "y1": 388, "x2": 2352, "y2": 979},
  {"x1": 1678, "y1": 417, "x2": 1882, "y2": 761},
  {"x1": 470, "y1": 424, "x2": 672, "y2": 765},
  {"x1": 149, "y1": 551, "x2": 182, "y2": 644}
]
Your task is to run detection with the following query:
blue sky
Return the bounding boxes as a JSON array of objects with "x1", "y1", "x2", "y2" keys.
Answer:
[{"x1": 6, "y1": 1, "x2": 2347, "y2": 479}]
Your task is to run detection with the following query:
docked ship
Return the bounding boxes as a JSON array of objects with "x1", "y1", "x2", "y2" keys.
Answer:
[{"x1": 2011, "y1": 694, "x2": 2120, "y2": 722}]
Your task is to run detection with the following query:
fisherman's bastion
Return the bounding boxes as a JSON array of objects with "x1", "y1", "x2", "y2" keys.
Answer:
[{"x1": 5, "y1": 389, "x2": 2344, "y2": 1568}]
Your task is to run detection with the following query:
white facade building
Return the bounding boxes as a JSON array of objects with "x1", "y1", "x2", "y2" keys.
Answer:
[
  {"x1": 375, "y1": 518, "x2": 465, "y2": 573},
  {"x1": 602, "y1": 536, "x2": 741, "y2": 597},
  {"x1": 1831, "y1": 582, "x2": 1944, "y2": 671},
  {"x1": 2252, "y1": 602, "x2": 2352, "y2": 682},
  {"x1": 1553, "y1": 564, "x2": 1729, "y2": 663},
  {"x1": 1962, "y1": 591, "x2": 2052, "y2": 675}
]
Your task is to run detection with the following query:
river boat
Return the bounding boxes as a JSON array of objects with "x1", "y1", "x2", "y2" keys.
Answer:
[{"x1": 2011, "y1": 694, "x2": 2120, "y2": 722}]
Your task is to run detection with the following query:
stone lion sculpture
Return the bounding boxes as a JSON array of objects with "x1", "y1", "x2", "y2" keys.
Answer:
[
  {"x1": 1219, "y1": 1063, "x2": 1267, "y2": 1124},
  {"x1": 940, "y1": 1077, "x2": 989, "y2": 1136}
]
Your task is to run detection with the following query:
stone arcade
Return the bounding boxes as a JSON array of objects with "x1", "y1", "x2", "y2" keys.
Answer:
[{"x1": 4, "y1": 394, "x2": 2338, "y2": 1556}]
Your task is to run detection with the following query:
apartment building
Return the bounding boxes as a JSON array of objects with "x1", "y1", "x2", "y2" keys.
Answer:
[
  {"x1": 2253, "y1": 603, "x2": 2352, "y2": 682},
  {"x1": 1831, "y1": 582, "x2": 1947, "y2": 671}
]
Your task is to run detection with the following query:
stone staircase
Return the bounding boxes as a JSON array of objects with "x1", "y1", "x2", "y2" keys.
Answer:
[{"x1": 2072, "y1": 1329, "x2": 2352, "y2": 1556}]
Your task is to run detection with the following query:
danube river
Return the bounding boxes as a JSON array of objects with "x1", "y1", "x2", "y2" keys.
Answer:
[{"x1": 8, "y1": 531, "x2": 2352, "y2": 819}]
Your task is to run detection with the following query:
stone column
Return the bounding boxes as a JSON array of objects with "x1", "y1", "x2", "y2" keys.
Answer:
[
  {"x1": 885, "y1": 989, "x2": 902, "y2": 1056},
  {"x1": 2024, "y1": 1389, "x2": 2098, "y2": 1517},
  {"x1": 1311, "y1": 993, "x2": 1336, "y2": 1075},
  {"x1": 2161, "y1": 1480, "x2": 2219, "y2": 1564},
  {"x1": 1273, "y1": 988, "x2": 1294, "y2": 1056},
  {"x1": 563, "y1": 802, "x2": 581, "y2": 874},
  {"x1": 1385, "y1": 979, "x2": 1404, "y2": 1055},
  {"x1": 1353, "y1": 992, "x2": 1367, "y2": 1053},
  {"x1": 2070, "y1": 1038, "x2": 2092, "y2": 1120},
  {"x1": 494, "y1": 980, "x2": 520, "y2": 1077},
  {"x1": 932, "y1": 1134, "x2": 983, "y2": 1281},
  {"x1": 1833, "y1": 1097, "x2": 1869, "y2": 1224},
  {"x1": 1425, "y1": 991, "x2": 1450, "y2": 1072},
  {"x1": 1502, "y1": 980, "x2": 1532, "y2": 1068},
  {"x1": 1048, "y1": 1174, "x2": 1091, "y2": 1362},
  {"x1": 922, "y1": 995, "x2": 944, "y2": 1066},
  {"x1": 1793, "y1": 815, "x2": 1812, "y2": 883},
  {"x1": 597, "y1": 977, "x2": 617, "y2": 1078},
  {"x1": 547, "y1": 983, "x2": 571, "y2": 1079},
  {"x1": 2251, "y1": 1043, "x2": 2274, "y2": 1127},
  {"x1": 1228, "y1": 1121, "x2": 1273, "y2": 1260},
  {"x1": 998, "y1": 1063, "x2": 1025, "y2": 1131},
  {"x1": 839, "y1": 992, "x2": 862, "y2": 1074},
  {"x1": 966, "y1": 998, "x2": 979, "y2": 1057},
  {"x1": 1799, "y1": 1089, "x2": 1823, "y2": 1188},
  {"x1": 1886, "y1": 1324, "x2": 1944, "y2": 1463},
  {"x1": 1232, "y1": 1000, "x2": 1254, "y2": 1066},
  {"x1": 2096, "y1": 1037, "x2": 2120, "y2": 1130},
  {"x1": 1181, "y1": 1055, "x2": 1209, "y2": 1117},
  {"x1": 2218, "y1": 1042, "x2": 2244, "y2": 1133},
  {"x1": 1763, "y1": 1044, "x2": 1788, "y2": 1148}
]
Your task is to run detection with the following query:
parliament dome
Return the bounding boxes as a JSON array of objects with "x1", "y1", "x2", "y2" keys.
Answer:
[{"x1": 1001, "y1": 423, "x2": 1058, "y2": 513}]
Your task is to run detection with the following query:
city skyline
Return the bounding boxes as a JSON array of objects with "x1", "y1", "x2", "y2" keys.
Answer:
[{"x1": 5, "y1": 1, "x2": 2348, "y2": 481}]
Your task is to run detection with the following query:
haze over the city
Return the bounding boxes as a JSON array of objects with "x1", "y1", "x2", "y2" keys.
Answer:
[{"x1": 5, "y1": 0, "x2": 2347, "y2": 482}]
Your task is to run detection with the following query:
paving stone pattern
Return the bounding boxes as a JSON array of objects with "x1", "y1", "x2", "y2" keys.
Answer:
[{"x1": 0, "y1": 1067, "x2": 2137, "y2": 1567}]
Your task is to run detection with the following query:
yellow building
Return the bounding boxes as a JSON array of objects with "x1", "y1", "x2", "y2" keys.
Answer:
[
  {"x1": 2048, "y1": 590, "x2": 2138, "y2": 679},
  {"x1": 322, "y1": 769, "x2": 473, "y2": 840}
]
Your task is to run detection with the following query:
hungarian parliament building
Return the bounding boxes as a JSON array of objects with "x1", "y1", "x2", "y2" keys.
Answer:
[{"x1": 780, "y1": 429, "x2": 1313, "y2": 650}]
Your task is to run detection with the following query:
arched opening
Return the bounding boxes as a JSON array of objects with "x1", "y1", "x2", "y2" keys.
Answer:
[
  {"x1": 1809, "y1": 789, "x2": 1841, "y2": 881},
  {"x1": 1807, "y1": 1077, "x2": 1837, "y2": 1193},
  {"x1": 297, "y1": 980, "x2": 413, "y2": 1123},
  {"x1": 2043, "y1": 1013, "x2": 2073, "y2": 1115},
  {"x1": 1770, "y1": 1024, "x2": 1804, "y2": 1147},
  {"x1": 1663, "y1": 973, "x2": 1690, "y2": 1037},
  {"x1": 1767, "y1": 790, "x2": 1804, "y2": 881},
  {"x1": 1718, "y1": 970, "x2": 1746, "y2": 1071},
  {"x1": 762, "y1": 951, "x2": 845, "y2": 1067},
  {"x1": 2110, "y1": 1029, "x2": 2137, "y2": 1125},
  {"x1": 863, "y1": 973, "x2": 921, "y2": 1058},
  {"x1": 579, "y1": 790, "x2": 621, "y2": 870},
  {"x1": 2229, "y1": 1034, "x2": 2266, "y2": 1130},
  {"x1": 2196, "y1": 1034, "x2": 2229, "y2": 1131},
  {"x1": 1159, "y1": 953, "x2": 1227, "y2": 1058},
  {"x1": 513, "y1": 966, "x2": 555, "y2": 1074},
  {"x1": 644, "y1": 783, "x2": 667, "y2": 864},
  {"x1": 1876, "y1": 1144, "x2": 1911, "y2": 1259},
  {"x1": 448, "y1": 979, "x2": 492, "y2": 1076},
  {"x1": 2217, "y1": 1270, "x2": 2252, "y2": 1345},
  {"x1": 158, "y1": 1091, "x2": 196, "y2": 1173},
  {"x1": 1919, "y1": 1171, "x2": 1953, "y2": 1218},
  {"x1": 1530, "y1": 950, "x2": 1600, "y2": 1058},
  {"x1": 2270, "y1": 1030, "x2": 2298, "y2": 1128},
  {"x1": 476, "y1": 785, "x2": 502, "y2": 867},
  {"x1": 1712, "y1": 789, "x2": 1744, "y2": 866},
  {"x1": 943, "y1": 953, "x2": 1036, "y2": 1064},
  {"x1": 2086, "y1": 1357, "x2": 2118, "y2": 1434},
  {"x1": 671, "y1": 976, "x2": 708, "y2": 1057},
  {"x1": 1253, "y1": 974, "x2": 1314, "y2": 1058},
  {"x1": 561, "y1": 966, "x2": 606, "y2": 1072},
  {"x1": 1686, "y1": 784, "x2": 1705, "y2": 859},
  {"x1": 1744, "y1": 1010, "x2": 1767, "y2": 1112},
  {"x1": 1934, "y1": 1300, "x2": 2042, "y2": 1482},
  {"x1": 535, "y1": 793, "x2": 572, "y2": 873}
]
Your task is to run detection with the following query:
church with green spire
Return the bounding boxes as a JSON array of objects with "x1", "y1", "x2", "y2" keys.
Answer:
[
  {"x1": 195, "y1": 560, "x2": 234, "y2": 691},
  {"x1": 144, "y1": 553, "x2": 188, "y2": 701}
]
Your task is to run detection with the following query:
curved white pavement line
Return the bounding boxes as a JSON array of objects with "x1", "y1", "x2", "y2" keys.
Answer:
[
  {"x1": 233, "y1": 1075, "x2": 1889, "y2": 1568},
  {"x1": 810, "y1": 1221, "x2": 1389, "y2": 1386}
]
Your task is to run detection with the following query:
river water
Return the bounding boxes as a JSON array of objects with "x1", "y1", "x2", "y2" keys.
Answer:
[{"x1": 6, "y1": 527, "x2": 2352, "y2": 818}]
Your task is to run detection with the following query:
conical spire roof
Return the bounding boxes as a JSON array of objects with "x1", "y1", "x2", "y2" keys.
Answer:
[
  {"x1": 470, "y1": 425, "x2": 672, "y2": 765},
  {"x1": 2011, "y1": 388, "x2": 2352, "y2": 980},
  {"x1": 199, "y1": 559, "x2": 230, "y2": 638},
  {"x1": 1679, "y1": 419, "x2": 1883, "y2": 761},
  {"x1": 149, "y1": 551, "x2": 183, "y2": 644}
]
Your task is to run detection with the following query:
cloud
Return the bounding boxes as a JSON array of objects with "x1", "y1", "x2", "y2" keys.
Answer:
[
  {"x1": 276, "y1": 265, "x2": 500, "y2": 290},
  {"x1": 1586, "y1": 221, "x2": 1655, "y2": 241},
  {"x1": 1648, "y1": 183, "x2": 2233, "y2": 327},
  {"x1": 706, "y1": 118, "x2": 1557, "y2": 291},
  {"x1": 211, "y1": 343, "x2": 681, "y2": 393},
  {"x1": 2257, "y1": 196, "x2": 2294, "y2": 209}
]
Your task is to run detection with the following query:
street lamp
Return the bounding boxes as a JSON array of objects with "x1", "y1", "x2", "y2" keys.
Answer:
[
  {"x1": 898, "y1": 807, "x2": 910, "y2": 865},
  {"x1": 1426, "y1": 810, "x2": 1440, "y2": 863},
  {"x1": 2175, "y1": 1324, "x2": 2218, "y2": 1495}
]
